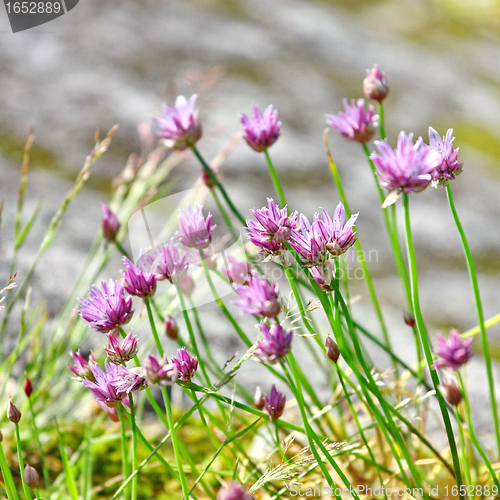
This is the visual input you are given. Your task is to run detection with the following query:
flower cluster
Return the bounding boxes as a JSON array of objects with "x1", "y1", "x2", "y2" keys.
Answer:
[
  {"x1": 371, "y1": 132, "x2": 442, "y2": 199},
  {"x1": 264, "y1": 384, "x2": 286, "y2": 420},
  {"x1": 83, "y1": 362, "x2": 147, "y2": 408},
  {"x1": 79, "y1": 280, "x2": 134, "y2": 334},
  {"x1": 254, "y1": 323, "x2": 293, "y2": 364},
  {"x1": 155, "y1": 94, "x2": 202, "y2": 150},
  {"x1": 433, "y1": 329, "x2": 473, "y2": 371},
  {"x1": 234, "y1": 271, "x2": 281, "y2": 318},
  {"x1": 240, "y1": 104, "x2": 281, "y2": 153},
  {"x1": 246, "y1": 198, "x2": 298, "y2": 260},
  {"x1": 327, "y1": 98, "x2": 378, "y2": 144},
  {"x1": 289, "y1": 203, "x2": 358, "y2": 267},
  {"x1": 178, "y1": 205, "x2": 215, "y2": 250},
  {"x1": 428, "y1": 127, "x2": 463, "y2": 186}
]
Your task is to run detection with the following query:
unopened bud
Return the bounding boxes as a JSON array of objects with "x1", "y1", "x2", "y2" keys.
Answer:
[
  {"x1": 23, "y1": 464, "x2": 39, "y2": 489},
  {"x1": 404, "y1": 312, "x2": 416, "y2": 328},
  {"x1": 101, "y1": 204, "x2": 120, "y2": 242},
  {"x1": 24, "y1": 377, "x2": 33, "y2": 398},
  {"x1": 363, "y1": 64, "x2": 389, "y2": 103},
  {"x1": 179, "y1": 274, "x2": 195, "y2": 297},
  {"x1": 202, "y1": 167, "x2": 216, "y2": 189},
  {"x1": 165, "y1": 315, "x2": 179, "y2": 340},
  {"x1": 254, "y1": 386, "x2": 264, "y2": 410},
  {"x1": 325, "y1": 336, "x2": 340, "y2": 363},
  {"x1": 7, "y1": 398, "x2": 21, "y2": 424},
  {"x1": 443, "y1": 379, "x2": 462, "y2": 407}
]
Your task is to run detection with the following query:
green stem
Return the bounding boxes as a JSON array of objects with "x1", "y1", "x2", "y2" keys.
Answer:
[
  {"x1": 402, "y1": 193, "x2": 463, "y2": 496},
  {"x1": 446, "y1": 183, "x2": 500, "y2": 455},
  {"x1": 0, "y1": 439, "x2": 18, "y2": 500},
  {"x1": 116, "y1": 407, "x2": 130, "y2": 500},
  {"x1": 264, "y1": 150, "x2": 287, "y2": 207},
  {"x1": 162, "y1": 388, "x2": 190, "y2": 500},
  {"x1": 28, "y1": 397, "x2": 50, "y2": 490},
  {"x1": 337, "y1": 366, "x2": 387, "y2": 500},
  {"x1": 284, "y1": 358, "x2": 360, "y2": 500},
  {"x1": 141, "y1": 306, "x2": 189, "y2": 499},
  {"x1": 15, "y1": 424, "x2": 33, "y2": 500},
  {"x1": 128, "y1": 397, "x2": 138, "y2": 500},
  {"x1": 457, "y1": 371, "x2": 500, "y2": 488},
  {"x1": 325, "y1": 136, "x2": 396, "y2": 370},
  {"x1": 144, "y1": 298, "x2": 163, "y2": 357},
  {"x1": 455, "y1": 407, "x2": 471, "y2": 488},
  {"x1": 191, "y1": 145, "x2": 246, "y2": 226},
  {"x1": 378, "y1": 102, "x2": 386, "y2": 140}
]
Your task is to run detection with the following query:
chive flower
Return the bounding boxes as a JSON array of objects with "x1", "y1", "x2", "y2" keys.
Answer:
[
  {"x1": 240, "y1": 104, "x2": 281, "y2": 153},
  {"x1": 326, "y1": 99, "x2": 378, "y2": 143},
  {"x1": 428, "y1": 127, "x2": 463, "y2": 187},
  {"x1": 433, "y1": 329, "x2": 473, "y2": 371},
  {"x1": 155, "y1": 94, "x2": 201, "y2": 150},
  {"x1": 254, "y1": 322, "x2": 293, "y2": 364},
  {"x1": 264, "y1": 385, "x2": 286, "y2": 420},
  {"x1": 79, "y1": 279, "x2": 134, "y2": 333},
  {"x1": 178, "y1": 205, "x2": 215, "y2": 250},
  {"x1": 234, "y1": 271, "x2": 281, "y2": 318},
  {"x1": 363, "y1": 64, "x2": 389, "y2": 103}
]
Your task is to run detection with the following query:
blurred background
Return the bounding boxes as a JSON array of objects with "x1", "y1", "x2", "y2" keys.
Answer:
[{"x1": 1, "y1": 0, "x2": 500, "y2": 426}]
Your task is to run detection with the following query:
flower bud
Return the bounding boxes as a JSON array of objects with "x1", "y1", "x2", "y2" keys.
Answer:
[
  {"x1": 254, "y1": 386, "x2": 264, "y2": 410},
  {"x1": 325, "y1": 336, "x2": 340, "y2": 363},
  {"x1": 101, "y1": 204, "x2": 120, "y2": 242},
  {"x1": 404, "y1": 312, "x2": 416, "y2": 328},
  {"x1": 179, "y1": 273, "x2": 195, "y2": 297},
  {"x1": 7, "y1": 398, "x2": 21, "y2": 424},
  {"x1": 363, "y1": 64, "x2": 389, "y2": 103},
  {"x1": 24, "y1": 464, "x2": 39, "y2": 489},
  {"x1": 443, "y1": 378, "x2": 462, "y2": 407},
  {"x1": 202, "y1": 167, "x2": 216, "y2": 189},
  {"x1": 165, "y1": 315, "x2": 179, "y2": 340},
  {"x1": 24, "y1": 377, "x2": 33, "y2": 398}
]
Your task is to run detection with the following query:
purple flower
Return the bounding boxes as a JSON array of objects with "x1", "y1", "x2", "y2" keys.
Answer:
[
  {"x1": 101, "y1": 204, "x2": 120, "y2": 242},
  {"x1": 122, "y1": 257, "x2": 157, "y2": 298},
  {"x1": 79, "y1": 280, "x2": 134, "y2": 333},
  {"x1": 371, "y1": 132, "x2": 442, "y2": 200},
  {"x1": 264, "y1": 385, "x2": 286, "y2": 420},
  {"x1": 240, "y1": 104, "x2": 281, "y2": 153},
  {"x1": 234, "y1": 271, "x2": 281, "y2": 318},
  {"x1": 310, "y1": 261, "x2": 335, "y2": 293},
  {"x1": 224, "y1": 255, "x2": 250, "y2": 285},
  {"x1": 433, "y1": 329, "x2": 473, "y2": 371},
  {"x1": 217, "y1": 483, "x2": 255, "y2": 500},
  {"x1": 83, "y1": 362, "x2": 146, "y2": 408},
  {"x1": 246, "y1": 199, "x2": 298, "y2": 258},
  {"x1": 68, "y1": 351, "x2": 97, "y2": 380},
  {"x1": 289, "y1": 203, "x2": 357, "y2": 267},
  {"x1": 428, "y1": 127, "x2": 463, "y2": 186},
  {"x1": 171, "y1": 347, "x2": 198, "y2": 381},
  {"x1": 155, "y1": 94, "x2": 201, "y2": 151},
  {"x1": 143, "y1": 354, "x2": 178, "y2": 386},
  {"x1": 326, "y1": 99, "x2": 378, "y2": 144},
  {"x1": 105, "y1": 330, "x2": 139, "y2": 365},
  {"x1": 139, "y1": 240, "x2": 189, "y2": 285},
  {"x1": 363, "y1": 64, "x2": 389, "y2": 103},
  {"x1": 179, "y1": 273, "x2": 195, "y2": 296},
  {"x1": 254, "y1": 322, "x2": 292, "y2": 364},
  {"x1": 178, "y1": 205, "x2": 215, "y2": 250}
]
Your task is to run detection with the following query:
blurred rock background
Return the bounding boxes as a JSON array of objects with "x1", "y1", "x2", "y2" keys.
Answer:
[{"x1": 1, "y1": 0, "x2": 500, "y2": 428}]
